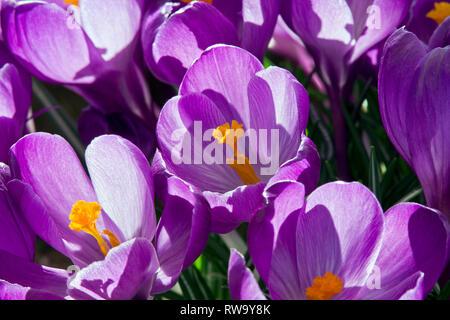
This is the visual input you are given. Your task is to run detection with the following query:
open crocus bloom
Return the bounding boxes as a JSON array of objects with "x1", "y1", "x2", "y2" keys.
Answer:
[
  {"x1": 229, "y1": 181, "x2": 448, "y2": 300},
  {"x1": 0, "y1": 43, "x2": 31, "y2": 163},
  {"x1": 281, "y1": 0, "x2": 412, "y2": 89},
  {"x1": 155, "y1": 44, "x2": 320, "y2": 233},
  {"x1": 0, "y1": 163, "x2": 68, "y2": 300},
  {"x1": 9, "y1": 133, "x2": 210, "y2": 299},
  {"x1": 142, "y1": 0, "x2": 279, "y2": 86},
  {"x1": 1, "y1": 0, "x2": 155, "y2": 128},
  {"x1": 378, "y1": 20, "x2": 450, "y2": 220}
]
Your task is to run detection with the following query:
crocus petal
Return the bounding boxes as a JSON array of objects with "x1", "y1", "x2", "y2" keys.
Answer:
[
  {"x1": 428, "y1": 17, "x2": 450, "y2": 49},
  {"x1": 85, "y1": 135, "x2": 156, "y2": 241},
  {"x1": 205, "y1": 182, "x2": 266, "y2": 234},
  {"x1": 248, "y1": 181, "x2": 305, "y2": 285},
  {"x1": 247, "y1": 66, "x2": 308, "y2": 168},
  {"x1": 144, "y1": 1, "x2": 239, "y2": 86},
  {"x1": 180, "y1": 44, "x2": 264, "y2": 127},
  {"x1": 406, "y1": 0, "x2": 441, "y2": 43},
  {"x1": 6, "y1": 179, "x2": 68, "y2": 262},
  {"x1": 151, "y1": 176, "x2": 210, "y2": 294},
  {"x1": 0, "y1": 249, "x2": 68, "y2": 298},
  {"x1": 228, "y1": 248, "x2": 267, "y2": 300},
  {"x1": 349, "y1": 0, "x2": 412, "y2": 63},
  {"x1": 0, "y1": 62, "x2": 31, "y2": 125},
  {"x1": 9, "y1": 133, "x2": 104, "y2": 266},
  {"x1": 373, "y1": 203, "x2": 447, "y2": 296},
  {"x1": 157, "y1": 93, "x2": 243, "y2": 193},
  {"x1": 0, "y1": 61, "x2": 31, "y2": 162},
  {"x1": 378, "y1": 28, "x2": 428, "y2": 164},
  {"x1": 240, "y1": 0, "x2": 280, "y2": 60},
  {"x1": 1, "y1": 1, "x2": 97, "y2": 83},
  {"x1": 0, "y1": 185, "x2": 35, "y2": 261},
  {"x1": 406, "y1": 47, "x2": 450, "y2": 218},
  {"x1": 352, "y1": 272, "x2": 425, "y2": 300},
  {"x1": 68, "y1": 238, "x2": 159, "y2": 300},
  {"x1": 79, "y1": 0, "x2": 144, "y2": 64},
  {"x1": 281, "y1": 0, "x2": 354, "y2": 86},
  {"x1": 266, "y1": 135, "x2": 320, "y2": 195},
  {"x1": 0, "y1": 280, "x2": 63, "y2": 300},
  {"x1": 305, "y1": 182, "x2": 384, "y2": 287}
]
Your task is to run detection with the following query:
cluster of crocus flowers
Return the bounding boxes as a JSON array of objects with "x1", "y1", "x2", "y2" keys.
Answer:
[
  {"x1": 228, "y1": 181, "x2": 448, "y2": 300},
  {"x1": 1, "y1": 0, "x2": 156, "y2": 154},
  {"x1": 0, "y1": 0, "x2": 448, "y2": 302},
  {"x1": 154, "y1": 44, "x2": 320, "y2": 233},
  {"x1": 7, "y1": 133, "x2": 210, "y2": 299}
]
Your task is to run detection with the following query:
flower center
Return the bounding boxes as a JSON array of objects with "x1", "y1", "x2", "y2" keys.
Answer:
[
  {"x1": 69, "y1": 200, "x2": 120, "y2": 256},
  {"x1": 212, "y1": 120, "x2": 260, "y2": 185},
  {"x1": 426, "y1": 2, "x2": 450, "y2": 25},
  {"x1": 305, "y1": 272, "x2": 344, "y2": 300},
  {"x1": 64, "y1": 0, "x2": 79, "y2": 6},
  {"x1": 181, "y1": 0, "x2": 213, "y2": 4}
]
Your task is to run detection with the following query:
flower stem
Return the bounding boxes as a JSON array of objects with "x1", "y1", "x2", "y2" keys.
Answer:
[{"x1": 328, "y1": 87, "x2": 351, "y2": 180}]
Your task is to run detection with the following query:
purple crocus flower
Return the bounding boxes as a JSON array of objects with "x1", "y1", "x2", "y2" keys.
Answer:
[
  {"x1": 142, "y1": 0, "x2": 279, "y2": 86},
  {"x1": 9, "y1": 133, "x2": 210, "y2": 299},
  {"x1": 378, "y1": 21, "x2": 450, "y2": 221},
  {"x1": 154, "y1": 44, "x2": 320, "y2": 233},
  {"x1": 0, "y1": 163, "x2": 68, "y2": 300},
  {"x1": 280, "y1": 0, "x2": 412, "y2": 178},
  {"x1": 1, "y1": 0, "x2": 156, "y2": 144},
  {"x1": 228, "y1": 181, "x2": 448, "y2": 300},
  {"x1": 0, "y1": 43, "x2": 31, "y2": 163},
  {"x1": 406, "y1": 0, "x2": 450, "y2": 43}
]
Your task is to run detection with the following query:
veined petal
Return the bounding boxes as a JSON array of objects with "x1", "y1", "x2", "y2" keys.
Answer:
[
  {"x1": 152, "y1": 176, "x2": 210, "y2": 294},
  {"x1": 305, "y1": 182, "x2": 384, "y2": 287},
  {"x1": 1, "y1": 1, "x2": 97, "y2": 83},
  {"x1": 85, "y1": 135, "x2": 156, "y2": 241},
  {"x1": 180, "y1": 45, "x2": 264, "y2": 128},
  {"x1": 228, "y1": 248, "x2": 267, "y2": 300},
  {"x1": 68, "y1": 238, "x2": 159, "y2": 300},
  {"x1": 9, "y1": 133, "x2": 103, "y2": 266},
  {"x1": 79, "y1": 0, "x2": 144, "y2": 64},
  {"x1": 373, "y1": 203, "x2": 447, "y2": 296},
  {"x1": 144, "y1": 1, "x2": 239, "y2": 86},
  {"x1": 378, "y1": 28, "x2": 429, "y2": 165}
]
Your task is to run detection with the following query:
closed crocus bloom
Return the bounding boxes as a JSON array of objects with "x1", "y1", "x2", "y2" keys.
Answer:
[
  {"x1": 0, "y1": 43, "x2": 31, "y2": 163},
  {"x1": 142, "y1": 0, "x2": 279, "y2": 86},
  {"x1": 9, "y1": 133, "x2": 210, "y2": 299},
  {"x1": 379, "y1": 21, "x2": 450, "y2": 220},
  {"x1": 228, "y1": 181, "x2": 448, "y2": 300},
  {"x1": 1, "y1": 0, "x2": 156, "y2": 131},
  {"x1": 407, "y1": 0, "x2": 450, "y2": 43},
  {"x1": 155, "y1": 44, "x2": 320, "y2": 233},
  {"x1": 280, "y1": 0, "x2": 412, "y2": 178},
  {"x1": 0, "y1": 164, "x2": 68, "y2": 300}
]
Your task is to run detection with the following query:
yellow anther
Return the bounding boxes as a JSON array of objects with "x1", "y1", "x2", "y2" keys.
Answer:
[
  {"x1": 305, "y1": 272, "x2": 344, "y2": 300},
  {"x1": 69, "y1": 200, "x2": 121, "y2": 256},
  {"x1": 426, "y1": 2, "x2": 450, "y2": 25},
  {"x1": 213, "y1": 121, "x2": 260, "y2": 185},
  {"x1": 103, "y1": 230, "x2": 120, "y2": 248},
  {"x1": 64, "y1": 0, "x2": 79, "y2": 6}
]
